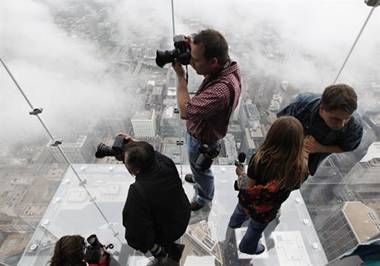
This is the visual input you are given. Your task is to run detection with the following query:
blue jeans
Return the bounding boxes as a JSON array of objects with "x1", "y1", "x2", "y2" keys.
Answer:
[
  {"x1": 186, "y1": 132, "x2": 217, "y2": 206},
  {"x1": 228, "y1": 203, "x2": 267, "y2": 254}
]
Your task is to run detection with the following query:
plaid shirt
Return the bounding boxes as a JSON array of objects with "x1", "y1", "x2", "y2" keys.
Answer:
[{"x1": 185, "y1": 61, "x2": 241, "y2": 143}]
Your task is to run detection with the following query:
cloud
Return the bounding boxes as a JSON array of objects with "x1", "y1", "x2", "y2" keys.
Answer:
[
  {"x1": 109, "y1": 0, "x2": 380, "y2": 94},
  {"x1": 1, "y1": 0, "x2": 379, "y2": 150},
  {"x1": 0, "y1": 0, "x2": 139, "y2": 148}
]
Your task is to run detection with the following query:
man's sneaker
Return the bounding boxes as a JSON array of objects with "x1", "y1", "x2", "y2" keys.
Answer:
[
  {"x1": 190, "y1": 201, "x2": 204, "y2": 211},
  {"x1": 184, "y1": 174, "x2": 195, "y2": 184}
]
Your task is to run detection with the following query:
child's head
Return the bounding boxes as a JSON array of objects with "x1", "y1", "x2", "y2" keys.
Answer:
[
  {"x1": 50, "y1": 235, "x2": 86, "y2": 266},
  {"x1": 263, "y1": 116, "x2": 304, "y2": 158},
  {"x1": 253, "y1": 116, "x2": 307, "y2": 189}
]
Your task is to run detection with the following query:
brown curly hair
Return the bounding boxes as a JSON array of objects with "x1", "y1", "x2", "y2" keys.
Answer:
[{"x1": 50, "y1": 235, "x2": 86, "y2": 266}]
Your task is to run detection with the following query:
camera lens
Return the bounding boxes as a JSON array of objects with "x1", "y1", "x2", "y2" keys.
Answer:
[
  {"x1": 95, "y1": 143, "x2": 115, "y2": 158},
  {"x1": 155, "y1": 50, "x2": 176, "y2": 67}
]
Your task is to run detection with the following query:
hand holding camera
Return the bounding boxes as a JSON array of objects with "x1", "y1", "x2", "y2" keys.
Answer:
[
  {"x1": 156, "y1": 34, "x2": 191, "y2": 68},
  {"x1": 84, "y1": 234, "x2": 113, "y2": 265},
  {"x1": 95, "y1": 133, "x2": 134, "y2": 162},
  {"x1": 234, "y1": 152, "x2": 248, "y2": 191}
]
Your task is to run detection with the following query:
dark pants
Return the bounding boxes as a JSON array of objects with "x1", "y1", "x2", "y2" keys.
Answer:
[{"x1": 228, "y1": 203, "x2": 267, "y2": 254}]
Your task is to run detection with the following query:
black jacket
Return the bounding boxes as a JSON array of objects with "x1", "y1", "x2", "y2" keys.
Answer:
[{"x1": 122, "y1": 151, "x2": 191, "y2": 253}]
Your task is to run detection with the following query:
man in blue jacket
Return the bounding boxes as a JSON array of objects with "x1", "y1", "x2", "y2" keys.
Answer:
[{"x1": 277, "y1": 84, "x2": 363, "y2": 176}]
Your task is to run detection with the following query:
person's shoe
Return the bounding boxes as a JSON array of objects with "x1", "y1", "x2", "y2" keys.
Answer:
[
  {"x1": 190, "y1": 201, "x2": 204, "y2": 211},
  {"x1": 239, "y1": 243, "x2": 265, "y2": 255},
  {"x1": 168, "y1": 243, "x2": 185, "y2": 262},
  {"x1": 254, "y1": 243, "x2": 265, "y2": 255},
  {"x1": 184, "y1": 174, "x2": 195, "y2": 184}
]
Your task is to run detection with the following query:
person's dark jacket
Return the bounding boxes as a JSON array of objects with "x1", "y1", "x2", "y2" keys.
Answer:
[
  {"x1": 122, "y1": 151, "x2": 191, "y2": 253},
  {"x1": 277, "y1": 93, "x2": 363, "y2": 175}
]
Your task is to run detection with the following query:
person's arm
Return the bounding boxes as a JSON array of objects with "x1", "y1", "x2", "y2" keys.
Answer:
[
  {"x1": 117, "y1": 133, "x2": 135, "y2": 142},
  {"x1": 277, "y1": 96, "x2": 300, "y2": 117},
  {"x1": 277, "y1": 93, "x2": 313, "y2": 118},
  {"x1": 173, "y1": 63, "x2": 190, "y2": 119},
  {"x1": 236, "y1": 170, "x2": 256, "y2": 213},
  {"x1": 235, "y1": 159, "x2": 256, "y2": 189},
  {"x1": 304, "y1": 135, "x2": 344, "y2": 154},
  {"x1": 123, "y1": 185, "x2": 155, "y2": 253}
]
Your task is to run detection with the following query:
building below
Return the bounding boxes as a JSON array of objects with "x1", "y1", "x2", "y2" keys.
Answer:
[
  {"x1": 318, "y1": 201, "x2": 380, "y2": 262},
  {"x1": 47, "y1": 135, "x2": 96, "y2": 163},
  {"x1": 18, "y1": 165, "x2": 327, "y2": 266},
  {"x1": 131, "y1": 110, "x2": 157, "y2": 138}
]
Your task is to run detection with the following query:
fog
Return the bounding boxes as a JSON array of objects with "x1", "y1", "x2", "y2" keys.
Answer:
[
  {"x1": 1, "y1": 0, "x2": 380, "y2": 150},
  {"x1": 1, "y1": 0, "x2": 140, "y2": 151}
]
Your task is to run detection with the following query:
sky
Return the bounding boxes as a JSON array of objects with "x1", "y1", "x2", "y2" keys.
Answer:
[{"x1": 1, "y1": 0, "x2": 380, "y2": 152}]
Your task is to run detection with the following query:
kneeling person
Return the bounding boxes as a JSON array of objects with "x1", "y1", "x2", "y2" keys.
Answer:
[{"x1": 122, "y1": 138, "x2": 191, "y2": 265}]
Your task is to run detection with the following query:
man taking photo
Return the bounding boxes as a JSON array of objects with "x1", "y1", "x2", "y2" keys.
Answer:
[{"x1": 173, "y1": 29, "x2": 242, "y2": 211}]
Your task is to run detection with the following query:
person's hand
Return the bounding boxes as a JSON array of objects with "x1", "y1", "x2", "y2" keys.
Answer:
[
  {"x1": 302, "y1": 147, "x2": 310, "y2": 174},
  {"x1": 117, "y1": 133, "x2": 135, "y2": 144},
  {"x1": 304, "y1": 135, "x2": 323, "y2": 154},
  {"x1": 235, "y1": 164, "x2": 245, "y2": 177},
  {"x1": 303, "y1": 145, "x2": 310, "y2": 160},
  {"x1": 116, "y1": 133, "x2": 135, "y2": 162},
  {"x1": 172, "y1": 62, "x2": 185, "y2": 79}
]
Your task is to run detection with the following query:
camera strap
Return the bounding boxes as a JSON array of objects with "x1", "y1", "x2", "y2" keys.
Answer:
[{"x1": 185, "y1": 65, "x2": 189, "y2": 83}]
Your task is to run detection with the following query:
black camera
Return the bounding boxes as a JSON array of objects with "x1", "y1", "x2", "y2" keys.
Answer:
[
  {"x1": 156, "y1": 35, "x2": 191, "y2": 68},
  {"x1": 195, "y1": 143, "x2": 221, "y2": 170},
  {"x1": 95, "y1": 135, "x2": 129, "y2": 161},
  {"x1": 84, "y1": 234, "x2": 113, "y2": 264}
]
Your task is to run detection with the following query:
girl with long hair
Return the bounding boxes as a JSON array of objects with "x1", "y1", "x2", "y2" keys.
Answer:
[{"x1": 228, "y1": 116, "x2": 308, "y2": 255}]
